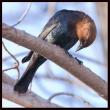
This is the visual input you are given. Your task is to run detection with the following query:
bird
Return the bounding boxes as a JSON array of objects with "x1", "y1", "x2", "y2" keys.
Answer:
[{"x1": 14, "y1": 9, "x2": 96, "y2": 93}]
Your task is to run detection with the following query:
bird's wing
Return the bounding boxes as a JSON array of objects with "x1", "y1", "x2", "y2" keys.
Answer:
[
  {"x1": 38, "y1": 22, "x2": 58, "y2": 39},
  {"x1": 22, "y1": 23, "x2": 58, "y2": 63}
]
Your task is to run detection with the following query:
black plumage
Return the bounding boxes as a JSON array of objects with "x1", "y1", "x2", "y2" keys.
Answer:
[{"x1": 14, "y1": 9, "x2": 96, "y2": 93}]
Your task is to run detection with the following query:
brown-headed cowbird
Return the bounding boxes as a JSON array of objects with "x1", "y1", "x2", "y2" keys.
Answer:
[{"x1": 14, "y1": 9, "x2": 96, "y2": 93}]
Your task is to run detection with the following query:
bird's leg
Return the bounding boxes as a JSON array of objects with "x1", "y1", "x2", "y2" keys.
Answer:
[
  {"x1": 64, "y1": 50, "x2": 83, "y2": 65},
  {"x1": 75, "y1": 57, "x2": 83, "y2": 65},
  {"x1": 65, "y1": 51, "x2": 73, "y2": 58}
]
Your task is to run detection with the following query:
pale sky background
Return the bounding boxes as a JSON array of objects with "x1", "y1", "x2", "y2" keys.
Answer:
[{"x1": 2, "y1": 2, "x2": 108, "y2": 108}]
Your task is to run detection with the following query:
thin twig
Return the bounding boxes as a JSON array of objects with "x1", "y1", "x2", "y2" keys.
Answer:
[
  {"x1": 48, "y1": 92, "x2": 93, "y2": 107},
  {"x1": 2, "y1": 41, "x2": 20, "y2": 80},
  {"x1": 3, "y1": 65, "x2": 18, "y2": 72},
  {"x1": 12, "y1": 2, "x2": 32, "y2": 27}
]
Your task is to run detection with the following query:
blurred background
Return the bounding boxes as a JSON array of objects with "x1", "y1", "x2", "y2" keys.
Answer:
[{"x1": 2, "y1": 2, "x2": 108, "y2": 108}]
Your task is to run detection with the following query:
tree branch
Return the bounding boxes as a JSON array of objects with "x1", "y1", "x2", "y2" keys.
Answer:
[
  {"x1": 2, "y1": 73, "x2": 61, "y2": 108},
  {"x1": 2, "y1": 23, "x2": 108, "y2": 100}
]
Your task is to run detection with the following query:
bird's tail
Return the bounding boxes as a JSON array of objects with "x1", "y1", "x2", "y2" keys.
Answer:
[{"x1": 14, "y1": 54, "x2": 46, "y2": 93}]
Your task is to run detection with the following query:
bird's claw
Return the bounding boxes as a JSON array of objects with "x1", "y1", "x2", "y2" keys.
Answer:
[
  {"x1": 75, "y1": 57, "x2": 83, "y2": 65},
  {"x1": 64, "y1": 50, "x2": 83, "y2": 65}
]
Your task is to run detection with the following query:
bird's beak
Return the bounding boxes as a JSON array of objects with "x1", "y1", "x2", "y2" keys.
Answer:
[{"x1": 75, "y1": 42, "x2": 83, "y2": 52}]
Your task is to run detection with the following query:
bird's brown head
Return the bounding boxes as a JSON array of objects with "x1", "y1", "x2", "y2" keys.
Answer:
[{"x1": 75, "y1": 12, "x2": 96, "y2": 51}]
